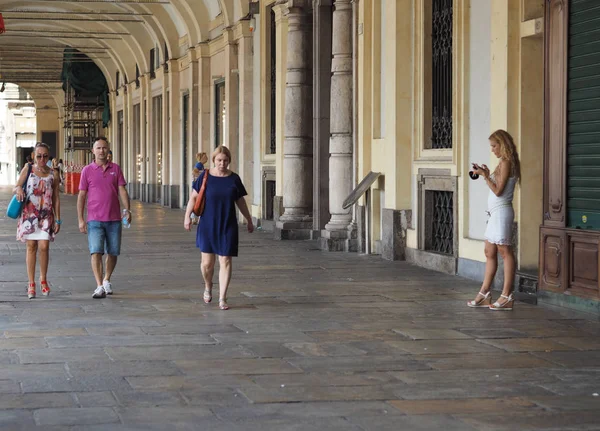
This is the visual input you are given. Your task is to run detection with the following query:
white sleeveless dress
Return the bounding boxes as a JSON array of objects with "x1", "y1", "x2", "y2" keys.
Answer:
[{"x1": 484, "y1": 175, "x2": 517, "y2": 246}]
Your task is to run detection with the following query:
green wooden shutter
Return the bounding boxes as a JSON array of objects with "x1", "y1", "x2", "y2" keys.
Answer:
[{"x1": 567, "y1": 0, "x2": 600, "y2": 229}]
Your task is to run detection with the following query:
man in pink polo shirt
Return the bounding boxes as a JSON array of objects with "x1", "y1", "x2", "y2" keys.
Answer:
[{"x1": 77, "y1": 138, "x2": 131, "y2": 298}]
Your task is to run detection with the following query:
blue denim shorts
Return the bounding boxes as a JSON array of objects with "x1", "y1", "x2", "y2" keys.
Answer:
[{"x1": 87, "y1": 221, "x2": 122, "y2": 256}]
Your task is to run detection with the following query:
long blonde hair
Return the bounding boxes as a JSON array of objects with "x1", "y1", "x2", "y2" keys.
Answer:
[{"x1": 489, "y1": 129, "x2": 521, "y2": 181}]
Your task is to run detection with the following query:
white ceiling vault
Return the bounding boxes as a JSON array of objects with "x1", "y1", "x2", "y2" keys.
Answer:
[{"x1": 0, "y1": 0, "x2": 248, "y2": 109}]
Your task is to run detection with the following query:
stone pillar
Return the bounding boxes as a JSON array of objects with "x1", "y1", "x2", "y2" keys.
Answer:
[
  {"x1": 312, "y1": 0, "x2": 333, "y2": 235},
  {"x1": 167, "y1": 59, "x2": 181, "y2": 208},
  {"x1": 235, "y1": 21, "x2": 255, "y2": 203},
  {"x1": 320, "y1": 0, "x2": 356, "y2": 251},
  {"x1": 224, "y1": 29, "x2": 240, "y2": 174},
  {"x1": 196, "y1": 44, "x2": 211, "y2": 155},
  {"x1": 275, "y1": 0, "x2": 314, "y2": 240},
  {"x1": 161, "y1": 70, "x2": 170, "y2": 206}
]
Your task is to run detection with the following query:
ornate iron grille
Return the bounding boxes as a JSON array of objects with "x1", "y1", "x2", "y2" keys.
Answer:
[
  {"x1": 266, "y1": 180, "x2": 276, "y2": 220},
  {"x1": 431, "y1": 191, "x2": 453, "y2": 254},
  {"x1": 270, "y1": 8, "x2": 277, "y2": 154},
  {"x1": 431, "y1": 0, "x2": 453, "y2": 149}
]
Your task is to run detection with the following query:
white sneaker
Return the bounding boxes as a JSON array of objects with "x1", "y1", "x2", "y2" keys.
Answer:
[
  {"x1": 103, "y1": 280, "x2": 113, "y2": 295},
  {"x1": 92, "y1": 286, "x2": 106, "y2": 299}
]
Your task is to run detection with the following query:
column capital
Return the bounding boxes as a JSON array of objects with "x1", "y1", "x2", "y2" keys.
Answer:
[
  {"x1": 193, "y1": 42, "x2": 210, "y2": 58},
  {"x1": 233, "y1": 20, "x2": 253, "y2": 40},
  {"x1": 166, "y1": 59, "x2": 180, "y2": 73}
]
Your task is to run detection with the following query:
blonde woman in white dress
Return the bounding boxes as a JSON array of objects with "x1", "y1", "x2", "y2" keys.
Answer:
[{"x1": 467, "y1": 129, "x2": 521, "y2": 310}]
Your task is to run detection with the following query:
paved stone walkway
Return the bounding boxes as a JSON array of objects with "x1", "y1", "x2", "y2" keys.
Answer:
[{"x1": 0, "y1": 186, "x2": 599, "y2": 430}]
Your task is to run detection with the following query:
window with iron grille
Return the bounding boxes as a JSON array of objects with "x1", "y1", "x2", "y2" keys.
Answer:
[
  {"x1": 135, "y1": 64, "x2": 140, "y2": 88},
  {"x1": 149, "y1": 48, "x2": 156, "y2": 79},
  {"x1": 431, "y1": 0, "x2": 453, "y2": 149},
  {"x1": 265, "y1": 180, "x2": 276, "y2": 220},
  {"x1": 427, "y1": 190, "x2": 453, "y2": 254}
]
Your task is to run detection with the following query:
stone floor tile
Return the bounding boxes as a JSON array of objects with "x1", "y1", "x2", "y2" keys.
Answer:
[
  {"x1": 459, "y1": 410, "x2": 600, "y2": 430},
  {"x1": 302, "y1": 330, "x2": 403, "y2": 342},
  {"x1": 18, "y1": 348, "x2": 110, "y2": 364},
  {"x1": 210, "y1": 332, "x2": 316, "y2": 344},
  {"x1": 478, "y1": 337, "x2": 580, "y2": 352},
  {"x1": 458, "y1": 328, "x2": 529, "y2": 339},
  {"x1": 115, "y1": 407, "x2": 214, "y2": 426},
  {"x1": 386, "y1": 339, "x2": 504, "y2": 355},
  {"x1": 389, "y1": 368, "x2": 559, "y2": 385},
  {"x1": 283, "y1": 342, "x2": 368, "y2": 357},
  {"x1": 66, "y1": 360, "x2": 183, "y2": 378},
  {"x1": 212, "y1": 401, "x2": 401, "y2": 421},
  {"x1": 288, "y1": 356, "x2": 431, "y2": 373},
  {"x1": 125, "y1": 375, "x2": 255, "y2": 391},
  {"x1": 552, "y1": 337, "x2": 600, "y2": 350},
  {"x1": 250, "y1": 372, "x2": 387, "y2": 388},
  {"x1": 140, "y1": 323, "x2": 243, "y2": 335},
  {"x1": 387, "y1": 397, "x2": 537, "y2": 415},
  {"x1": 173, "y1": 358, "x2": 303, "y2": 375},
  {"x1": 0, "y1": 393, "x2": 76, "y2": 410},
  {"x1": 84, "y1": 327, "x2": 146, "y2": 336},
  {"x1": 524, "y1": 395, "x2": 600, "y2": 411},
  {"x1": 0, "y1": 410, "x2": 36, "y2": 428},
  {"x1": 74, "y1": 392, "x2": 119, "y2": 407},
  {"x1": 238, "y1": 384, "x2": 397, "y2": 403},
  {"x1": 0, "y1": 380, "x2": 22, "y2": 394},
  {"x1": 238, "y1": 342, "x2": 301, "y2": 358},
  {"x1": 112, "y1": 390, "x2": 187, "y2": 407},
  {"x1": 0, "y1": 338, "x2": 48, "y2": 350},
  {"x1": 33, "y1": 407, "x2": 120, "y2": 426},
  {"x1": 531, "y1": 350, "x2": 600, "y2": 368},
  {"x1": 392, "y1": 328, "x2": 473, "y2": 340},
  {"x1": 105, "y1": 344, "x2": 253, "y2": 361},
  {"x1": 0, "y1": 363, "x2": 68, "y2": 380},
  {"x1": 45, "y1": 334, "x2": 215, "y2": 348},
  {"x1": 21, "y1": 376, "x2": 133, "y2": 393},
  {"x1": 346, "y1": 414, "x2": 479, "y2": 431},
  {"x1": 4, "y1": 328, "x2": 87, "y2": 338},
  {"x1": 426, "y1": 353, "x2": 558, "y2": 370},
  {"x1": 391, "y1": 381, "x2": 557, "y2": 400}
]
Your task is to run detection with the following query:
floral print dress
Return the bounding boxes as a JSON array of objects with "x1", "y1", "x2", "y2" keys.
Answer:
[{"x1": 17, "y1": 172, "x2": 55, "y2": 242}]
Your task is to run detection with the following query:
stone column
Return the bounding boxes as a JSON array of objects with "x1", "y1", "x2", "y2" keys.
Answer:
[
  {"x1": 312, "y1": 0, "x2": 333, "y2": 234},
  {"x1": 275, "y1": 0, "x2": 314, "y2": 240},
  {"x1": 224, "y1": 29, "x2": 240, "y2": 173},
  {"x1": 320, "y1": 0, "x2": 355, "y2": 251},
  {"x1": 235, "y1": 21, "x2": 254, "y2": 203},
  {"x1": 167, "y1": 59, "x2": 181, "y2": 208}
]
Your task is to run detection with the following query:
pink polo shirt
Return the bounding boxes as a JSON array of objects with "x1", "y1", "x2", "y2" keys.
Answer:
[{"x1": 79, "y1": 161, "x2": 127, "y2": 222}]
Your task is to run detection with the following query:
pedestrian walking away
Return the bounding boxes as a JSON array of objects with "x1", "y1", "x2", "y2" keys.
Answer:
[
  {"x1": 14, "y1": 142, "x2": 61, "y2": 299},
  {"x1": 77, "y1": 137, "x2": 131, "y2": 298},
  {"x1": 184, "y1": 145, "x2": 254, "y2": 310}
]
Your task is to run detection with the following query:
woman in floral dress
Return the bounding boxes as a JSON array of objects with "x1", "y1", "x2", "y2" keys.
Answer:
[{"x1": 14, "y1": 142, "x2": 61, "y2": 299}]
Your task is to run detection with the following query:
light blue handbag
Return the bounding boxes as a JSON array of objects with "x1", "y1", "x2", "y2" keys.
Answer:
[{"x1": 6, "y1": 164, "x2": 32, "y2": 219}]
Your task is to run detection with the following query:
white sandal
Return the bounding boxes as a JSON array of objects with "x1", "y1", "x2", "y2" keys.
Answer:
[
  {"x1": 489, "y1": 293, "x2": 514, "y2": 311},
  {"x1": 467, "y1": 291, "x2": 492, "y2": 308}
]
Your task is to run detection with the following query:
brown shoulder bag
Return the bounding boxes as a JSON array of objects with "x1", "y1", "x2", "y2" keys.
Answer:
[{"x1": 192, "y1": 170, "x2": 208, "y2": 216}]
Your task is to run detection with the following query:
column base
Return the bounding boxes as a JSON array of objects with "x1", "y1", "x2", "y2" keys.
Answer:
[
  {"x1": 274, "y1": 220, "x2": 314, "y2": 240},
  {"x1": 381, "y1": 208, "x2": 412, "y2": 261},
  {"x1": 318, "y1": 226, "x2": 358, "y2": 252}
]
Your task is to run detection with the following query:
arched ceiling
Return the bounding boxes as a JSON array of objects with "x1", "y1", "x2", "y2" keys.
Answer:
[{"x1": 0, "y1": 0, "x2": 249, "y2": 109}]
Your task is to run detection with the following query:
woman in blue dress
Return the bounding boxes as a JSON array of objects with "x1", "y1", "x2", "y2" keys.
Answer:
[{"x1": 184, "y1": 145, "x2": 254, "y2": 310}]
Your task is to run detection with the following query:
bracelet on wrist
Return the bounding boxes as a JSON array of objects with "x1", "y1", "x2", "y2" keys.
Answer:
[{"x1": 55, "y1": 219, "x2": 62, "y2": 225}]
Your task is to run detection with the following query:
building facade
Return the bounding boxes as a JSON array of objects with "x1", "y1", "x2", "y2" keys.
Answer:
[{"x1": 2, "y1": 0, "x2": 596, "y2": 311}]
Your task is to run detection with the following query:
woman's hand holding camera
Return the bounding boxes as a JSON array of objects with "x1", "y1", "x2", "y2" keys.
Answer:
[{"x1": 469, "y1": 163, "x2": 490, "y2": 180}]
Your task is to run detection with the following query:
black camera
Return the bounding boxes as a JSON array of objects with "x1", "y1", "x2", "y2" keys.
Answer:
[{"x1": 469, "y1": 171, "x2": 479, "y2": 180}]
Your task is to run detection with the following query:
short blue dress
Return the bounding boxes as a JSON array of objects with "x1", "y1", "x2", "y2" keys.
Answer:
[{"x1": 193, "y1": 171, "x2": 247, "y2": 257}]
